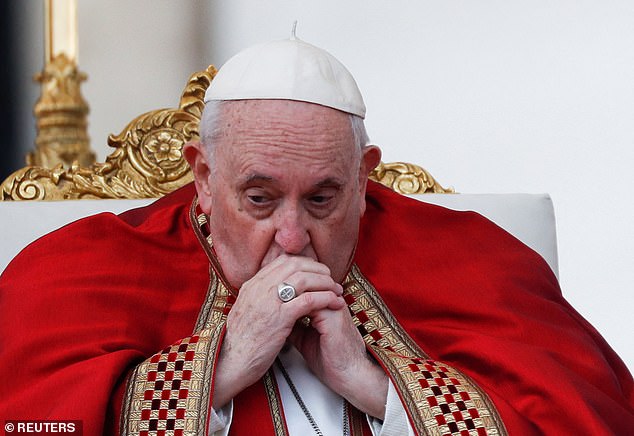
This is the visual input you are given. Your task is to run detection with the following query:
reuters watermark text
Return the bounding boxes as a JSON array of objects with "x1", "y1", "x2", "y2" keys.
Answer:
[{"x1": 4, "y1": 421, "x2": 82, "y2": 435}]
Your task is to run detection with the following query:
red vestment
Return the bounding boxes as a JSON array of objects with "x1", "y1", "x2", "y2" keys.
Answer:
[{"x1": 0, "y1": 181, "x2": 632, "y2": 434}]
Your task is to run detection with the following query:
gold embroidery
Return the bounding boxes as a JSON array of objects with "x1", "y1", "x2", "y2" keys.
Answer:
[
  {"x1": 123, "y1": 198, "x2": 506, "y2": 435},
  {"x1": 192, "y1": 270, "x2": 218, "y2": 333},
  {"x1": 121, "y1": 328, "x2": 219, "y2": 436},
  {"x1": 344, "y1": 265, "x2": 508, "y2": 436},
  {"x1": 120, "y1": 202, "x2": 233, "y2": 436},
  {"x1": 346, "y1": 402, "x2": 366, "y2": 436},
  {"x1": 263, "y1": 371, "x2": 290, "y2": 436}
]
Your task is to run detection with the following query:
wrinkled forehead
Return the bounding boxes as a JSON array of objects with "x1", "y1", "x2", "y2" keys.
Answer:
[{"x1": 211, "y1": 100, "x2": 358, "y2": 166}]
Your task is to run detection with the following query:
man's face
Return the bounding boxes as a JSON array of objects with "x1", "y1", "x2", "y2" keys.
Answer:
[{"x1": 195, "y1": 100, "x2": 376, "y2": 288}]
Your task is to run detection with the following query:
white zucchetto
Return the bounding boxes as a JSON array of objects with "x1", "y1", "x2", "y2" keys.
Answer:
[{"x1": 204, "y1": 36, "x2": 366, "y2": 118}]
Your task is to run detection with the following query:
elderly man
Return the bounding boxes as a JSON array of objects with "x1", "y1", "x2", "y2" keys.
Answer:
[{"x1": 1, "y1": 36, "x2": 633, "y2": 435}]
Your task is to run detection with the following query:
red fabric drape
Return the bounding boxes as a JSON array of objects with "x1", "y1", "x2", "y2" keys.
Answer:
[
  {"x1": 1, "y1": 181, "x2": 632, "y2": 434},
  {"x1": 357, "y1": 182, "x2": 634, "y2": 434}
]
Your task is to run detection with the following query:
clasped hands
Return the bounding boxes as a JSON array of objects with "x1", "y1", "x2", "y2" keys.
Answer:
[{"x1": 212, "y1": 255, "x2": 388, "y2": 419}]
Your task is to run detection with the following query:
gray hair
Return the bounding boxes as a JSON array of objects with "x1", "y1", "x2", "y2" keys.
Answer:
[{"x1": 199, "y1": 100, "x2": 370, "y2": 167}]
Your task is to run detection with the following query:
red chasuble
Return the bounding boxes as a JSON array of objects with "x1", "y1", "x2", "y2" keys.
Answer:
[{"x1": 1, "y1": 181, "x2": 632, "y2": 435}]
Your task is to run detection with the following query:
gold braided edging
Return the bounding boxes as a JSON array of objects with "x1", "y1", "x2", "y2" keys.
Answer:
[
  {"x1": 120, "y1": 325, "x2": 222, "y2": 436},
  {"x1": 263, "y1": 371, "x2": 290, "y2": 436},
  {"x1": 344, "y1": 266, "x2": 506, "y2": 436},
  {"x1": 121, "y1": 232, "x2": 234, "y2": 436}
]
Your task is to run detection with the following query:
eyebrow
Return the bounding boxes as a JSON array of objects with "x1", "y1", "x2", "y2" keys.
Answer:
[
  {"x1": 244, "y1": 174, "x2": 274, "y2": 184},
  {"x1": 314, "y1": 177, "x2": 344, "y2": 188}
]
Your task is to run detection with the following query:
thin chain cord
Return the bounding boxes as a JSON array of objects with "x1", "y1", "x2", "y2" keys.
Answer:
[{"x1": 275, "y1": 358, "x2": 350, "y2": 436}]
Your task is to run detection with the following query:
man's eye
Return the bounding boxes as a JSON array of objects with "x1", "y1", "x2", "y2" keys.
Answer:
[
  {"x1": 248, "y1": 195, "x2": 270, "y2": 205},
  {"x1": 310, "y1": 195, "x2": 330, "y2": 204},
  {"x1": 308, "y1": 194, "x2": 336, "y2": 206}
]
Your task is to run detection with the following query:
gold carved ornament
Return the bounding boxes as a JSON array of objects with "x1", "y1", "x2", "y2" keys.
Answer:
[
  {"x1": 0, "y1": 65, "x2": 452, "y2": 200},
  {"x1": 30, "y1": 53, "x2": 95, "y2": 169}
]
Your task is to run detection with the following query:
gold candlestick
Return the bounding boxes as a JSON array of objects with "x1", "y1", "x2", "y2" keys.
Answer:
[
  {"x1": 29, "y1": 0, "x2": 95, "y2": 169},
  {"x1": 45, "y1": 0, "x2": 78, "y2": 63}
]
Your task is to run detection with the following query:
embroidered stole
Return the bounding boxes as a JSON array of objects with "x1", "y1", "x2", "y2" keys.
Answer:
[{"x1": 120, "y1": 202, "x2": 507, "y2": 436}]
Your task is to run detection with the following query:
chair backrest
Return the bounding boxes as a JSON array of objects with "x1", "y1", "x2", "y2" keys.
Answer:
[
  {"x1": 0, "y1": 194, "x2": 558, "y2": 277},
  {"x1": 412, "y1": 193, "x2": 558, "y2": 277}
]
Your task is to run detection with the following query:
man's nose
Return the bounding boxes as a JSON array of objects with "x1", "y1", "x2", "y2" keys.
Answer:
[{"x1": 274, "y1": 205, "x2": 310, "y2": 255}]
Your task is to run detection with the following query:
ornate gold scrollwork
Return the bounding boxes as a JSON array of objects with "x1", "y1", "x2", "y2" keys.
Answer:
[
  {"x1": 0, "y1": 165, "x2": 70, "y2": 201},
  {"x1": 1, "y1": 66, "x2": 217, "y2": 200},
  {"x1": 370, "y1": 161, "x2": 454, "y2": 194},
  {"x1": 1, "y1": 64, "x2": 452, "y2": 200}
]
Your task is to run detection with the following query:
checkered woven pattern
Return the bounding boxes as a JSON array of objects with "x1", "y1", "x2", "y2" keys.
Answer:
[
  {"x1": 344, "y1": 270, "x2": 503, "y2": 436},
  {"x1": 137, "y1": 335, "x2": 201, "y2": 436},
  {"x1": 123, "y1": 203, "x2": 236, "y2": 436},
  {"x1": 408, "y1": 357, "x2": 489, "y2": 435}
]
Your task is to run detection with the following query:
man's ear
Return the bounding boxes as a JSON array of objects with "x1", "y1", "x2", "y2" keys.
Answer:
[
  {"x1": 184, "y1": 140, "x2": 213, "y2": 214},
  {"x1": 358, "y1": 145, "x2": 382, "y2": 215},
  {"x1": 361, "y1": 145, "x2": 382, "y2": 177}
]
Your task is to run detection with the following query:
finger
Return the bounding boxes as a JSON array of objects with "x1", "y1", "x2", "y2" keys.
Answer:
[
  {"x1": 237, "y1": 255, "x2": 326, "y2": 300},
  {"x1": 283, "y1": 271, "x2": 343, "y2": 296},
  {"x1": 284, "y1": 292, "x2": 346, "y2": 320},
  {"x1": 257, "y1": 254, "x2": 332, "y2": 282}
]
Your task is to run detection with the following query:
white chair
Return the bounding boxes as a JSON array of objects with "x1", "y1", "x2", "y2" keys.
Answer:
[{"x1": 0, "y1": 193, "x2": 558, "y2": 281}]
